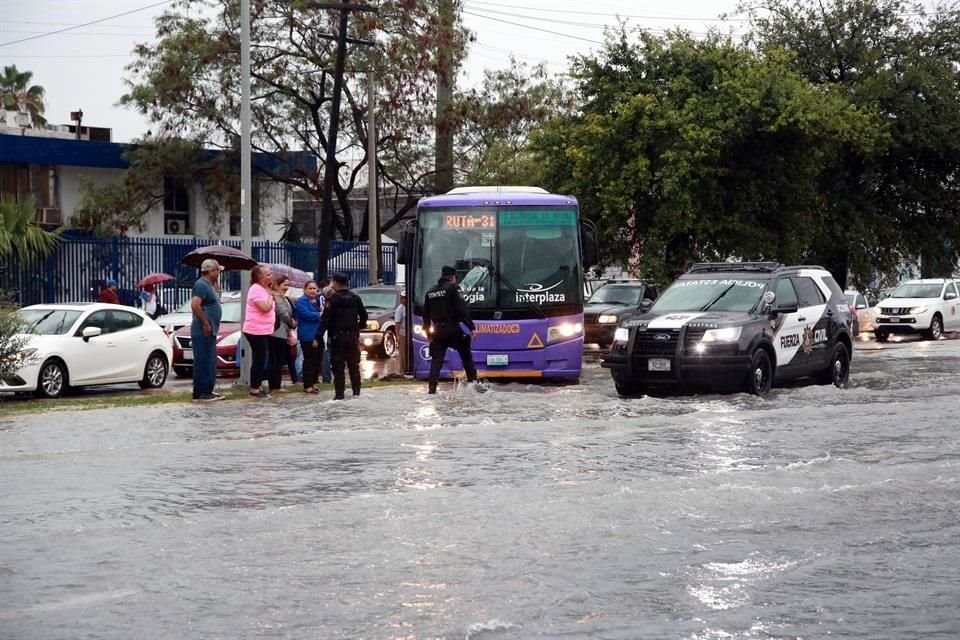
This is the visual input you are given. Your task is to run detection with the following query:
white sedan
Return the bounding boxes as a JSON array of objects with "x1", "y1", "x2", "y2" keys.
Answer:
[{"x1": 1, "y1": 303, "x2": 173, "y2": 398}]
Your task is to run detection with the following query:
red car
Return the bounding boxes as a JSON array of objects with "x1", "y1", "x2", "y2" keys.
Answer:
[{"x1": 171, "y1": 300, "x2": 245, "y2": 378}]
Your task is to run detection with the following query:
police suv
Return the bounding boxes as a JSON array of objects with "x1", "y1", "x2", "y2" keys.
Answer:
[{"x1": 601, "y1": 262, "x2": 854, "y2": 396}]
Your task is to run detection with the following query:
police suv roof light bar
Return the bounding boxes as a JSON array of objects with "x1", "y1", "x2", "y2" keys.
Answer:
[{"x1": 688, "y1": 262, "x2": 783, "y2": 273}]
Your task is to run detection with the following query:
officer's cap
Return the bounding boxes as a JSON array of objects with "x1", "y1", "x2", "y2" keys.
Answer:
[
  {"x1": 441, "y1": 265, "x2": 456, "y2": 277},
  {"x1": 331, "y1": 272, "x2": 349, "y2": 285}
]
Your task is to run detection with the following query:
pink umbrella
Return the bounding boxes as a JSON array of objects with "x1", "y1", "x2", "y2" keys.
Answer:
[
  {"x1": 136, "y1": 272, "x2": 174, "y2": 288},
  {"x1": 262, "y1": 263, "x2": 311, "y2": 287}
]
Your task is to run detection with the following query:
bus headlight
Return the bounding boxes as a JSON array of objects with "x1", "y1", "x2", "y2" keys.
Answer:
[
  {"x1": 613, "y1": 327, "x2": 629, "y2": 343},
  {"x1": 701, "y1": 327, "x2": 742, "y2": 343},
  {"x1": 597, "y1": 314, "x2": 618, "y2": 324},
  {"x1": 547, "y1": 322, "x2": 583, "y2": 343},
  {"x1": 413, "y1": 324, "x2": 424, "y2": 336},
  {"x1": 366, "y1": 320, "x2": 380, "y2": 331}
]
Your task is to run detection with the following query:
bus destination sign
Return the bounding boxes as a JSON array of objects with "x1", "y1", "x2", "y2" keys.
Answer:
[
  {"x1": 443, "y1": 214, "x2": 496, "y2": 229},
  {"x1": 500, "y1": 209, "x2": 576, "y2": 227}
]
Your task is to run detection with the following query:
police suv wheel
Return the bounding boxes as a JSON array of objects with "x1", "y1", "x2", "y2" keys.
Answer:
[
  {"x1": 926, "y1": 315, "x2": 943, "y2": 341},
  {"x1": 612, "y1": 371, "x2": 642, "y2": 397},
  {"x1": 817, "y1": 343, "x2": 850, "y2": 388},
  {"x1": 746, "y1": 349, "x2": 773, "y2": 396}
]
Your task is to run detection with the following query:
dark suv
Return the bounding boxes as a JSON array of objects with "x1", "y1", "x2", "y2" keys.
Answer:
[
  {"x1": 584, "y1": 280, "x2": 659, "y2": 347},
  {"x1": 602, "y1": 262, "x2": 854, "y2": 396}
]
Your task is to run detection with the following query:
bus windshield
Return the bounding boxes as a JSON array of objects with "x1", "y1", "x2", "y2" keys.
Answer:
[{"x1": 415, "y1": 206, "x2": 583, "y2": 311}]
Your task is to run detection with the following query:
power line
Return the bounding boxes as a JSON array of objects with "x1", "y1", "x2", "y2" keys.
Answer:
[
  {"x1": 466, "y1": 0, "x2": 750, "y2": 22},
  {"x1": 0, "y1": 0, "x2": 171, "y2": 48},
  {"x1": 462, "y1": 10, "x2": 605, "y2": 45},
  {"x1": 0, "y1": 30, "x2": 155, "y2": 37}
]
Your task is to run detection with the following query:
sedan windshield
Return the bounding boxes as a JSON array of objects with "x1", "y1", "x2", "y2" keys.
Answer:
[
  {"x1": 587, "y1": 286, "x2": 643, "y2": 306},
  {"x1": 891, "y1": 283, "x2": 943, "y2": 298},
  {"x1": 17, "y1": 309, "x2": 83, "y2": 335},
  {"x1": 653, "y1": 278, "x2": 767, "y2": 313}
]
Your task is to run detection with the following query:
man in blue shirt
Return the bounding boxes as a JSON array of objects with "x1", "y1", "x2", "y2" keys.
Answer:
[{"x1": 190, "y1": 258, "x2": 223, "y2": 402}]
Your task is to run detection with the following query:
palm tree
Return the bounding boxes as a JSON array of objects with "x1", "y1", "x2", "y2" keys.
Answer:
[
  {"x1": 1, "y1": 65, "x2": 47, "y2": 127},
  {"x1": 0, "y1": 198, "x2": 61, "y2": 261}
]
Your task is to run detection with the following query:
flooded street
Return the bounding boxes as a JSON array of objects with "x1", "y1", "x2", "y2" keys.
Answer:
[{"x1": 2, "y1": 339, "x2": 959, "y2": 639}]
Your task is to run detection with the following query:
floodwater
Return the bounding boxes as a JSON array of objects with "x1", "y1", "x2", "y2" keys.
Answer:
[{"x1": 2, "y1": 339, "x2": 959, "y2": 639}]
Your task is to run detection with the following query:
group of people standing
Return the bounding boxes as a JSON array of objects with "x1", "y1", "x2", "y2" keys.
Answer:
[{"x1": 239, "y1": 265, "x2": 368, "y2": 401}]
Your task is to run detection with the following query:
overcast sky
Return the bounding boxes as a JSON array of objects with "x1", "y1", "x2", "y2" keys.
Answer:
[{"x1": 0, "y1": 0, "x2": 841, "y2": 143}]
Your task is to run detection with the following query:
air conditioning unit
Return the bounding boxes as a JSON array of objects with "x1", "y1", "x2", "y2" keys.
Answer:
[
  {"x1": 165, "y1": 218, "x2": 189, "y2": 235},
  {"x1": 37, "y1": 207, "x2": 62, "y2": 226},
  {"x1": 14, "y1": 111, "x2": 31, "y2": 127}
]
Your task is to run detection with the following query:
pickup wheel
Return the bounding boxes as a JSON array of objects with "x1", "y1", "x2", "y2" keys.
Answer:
[
  {"x1": 379, "y1": 329, "x2": 398, "y2": 358},
  {"x1": 925, "y1": 314, "x2": 943, "y2": 340},
  {"x1": 874, "y1": 330, "x2": 890, "y2": 342},
  {"x1": 746, "y1": 349, "x2": 773, "y2": 396}
]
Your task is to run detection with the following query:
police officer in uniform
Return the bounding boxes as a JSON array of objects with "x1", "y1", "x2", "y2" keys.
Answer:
[
  {"x1": 423, "y1": 265, "x2": 478, "y2": 394},
  {"x1": 320, "y1": 272, "x2": 368, "y2": 399}
]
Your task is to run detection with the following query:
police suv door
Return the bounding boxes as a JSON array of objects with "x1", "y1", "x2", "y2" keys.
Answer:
[
  {"x1": 770, "y1": 278, "x2": 812, "y2": 377},
  {"x1": 791, "y1": 275, "x2": 831, "y2": 372}
]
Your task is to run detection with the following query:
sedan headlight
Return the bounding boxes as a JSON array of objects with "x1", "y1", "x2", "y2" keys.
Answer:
[
  {"x1": 613, "y1": 327, "x2": 629, "y2": 343},
  {"x1": 218, "y1": 331, "x2": 241, "y2": 347},
  {"x1": 701, "y1": 327, "x2": 742, "y2": 343},
  {"x1": 597, "y1": 314, "x2": 619, "y2": 324},
  {"x1": 366, "y1": 320, "x2": 380, "y2": 331},
  {"x1": 909, "y1": 306, "x2": 928, "y2": 315},
  {"x1": 547, "y1": 322, "x2": 583, "y2": 343}
]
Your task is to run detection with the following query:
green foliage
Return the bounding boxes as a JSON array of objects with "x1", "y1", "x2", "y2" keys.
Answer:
[
  {"x1": 739, "y1": 0, "x2": 960, "y2": 284},
  {"x1": 532, "y1": 28, "x2": 881, "y2": 282},
  {"x1": 0, "y1": 295, "x2": 31, "y2": 382},
  {"x1": 119, "y1": 0, "x2": 470, "y2": 238},
  {"x1": 0, "y1": 65, "x2": 46, "y2": 127},
  {"x1": 454, "y1": 60, "x2": 575, "y2": 186},
  {"x1": 0, "y1": 198, "x2": 62, "y2": 261}
]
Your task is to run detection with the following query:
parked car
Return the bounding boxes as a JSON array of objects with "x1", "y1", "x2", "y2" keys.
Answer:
[
  {"x1": 873, "y1": 279, "x2": 960, "y2": 341},
  {"x1": 157, "y1": 290, "x2": 242, "y2": 336},
  {"x1": 583, "y1": 280, "x2": 660, "y2": 347},
  {"x1": 1, "y1": 303, "x2": 172, "y2": 398},
  {"x1": 171, "y1": 300, "x2": 244, "y2": 377},
  {"x1": 170, "y1": 299, "x2": 298, "y2": 377},
  {"x1": 845, "y1": 290, "x2": 875, "y2": 335},
  {"x1": 354, "y1": 285, "x2": 403, "y2": 358}
]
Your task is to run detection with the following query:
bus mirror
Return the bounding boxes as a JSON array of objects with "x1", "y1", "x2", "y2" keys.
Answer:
[
  {"x1": 581, "y1": 224, "x2": 598, "y2": 266},
  {"x1": 397, "y1": 225, "x2": 415, "y2": 265}
]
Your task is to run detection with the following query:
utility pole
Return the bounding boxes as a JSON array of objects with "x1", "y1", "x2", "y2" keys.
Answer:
[
  {"x1": 311, "y1": 0, "x2": 378, "y2": 281},
  {"x1": 239, "y1": 0, "x2": 253, "y2": 385},
  {"x1": 434, "y1": 0, "x2": 456, "y2": 194},
  {"x1": 367, "y1": 70, "x2": 379, "y2": 285}
]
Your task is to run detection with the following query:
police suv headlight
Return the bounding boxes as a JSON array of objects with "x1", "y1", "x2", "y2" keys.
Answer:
[
  {"x1": 547, "y1": 322, "x2": 583, "y2": 343},
  {"x1": 909, "y1": 306, "x2": 927, "y2": 315},
  {"x1": 218, "y1": 331, "x2": 241, "y2": 347},
  {"x1": 598, "y1": 314, "x2": 618, "y2": 324},
  {"x1": 366, "y1": 320, "x2": 380, "y2": 331},
  {"x1": 701, "y1": 327, "x2": 742, "y2": 343},
  {"x1": 613, "y1": 327, "x2": 629, "y2": 343}
]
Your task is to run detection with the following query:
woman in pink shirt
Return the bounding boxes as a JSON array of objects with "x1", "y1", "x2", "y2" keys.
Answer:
[{"x1": 243, "y1": 264, "x2": 275, "y2": 398}]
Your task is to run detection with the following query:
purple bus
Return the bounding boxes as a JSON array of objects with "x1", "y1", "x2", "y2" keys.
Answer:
[{"x1": 397, "y1": 187, "x2": 598, "y2": 381}]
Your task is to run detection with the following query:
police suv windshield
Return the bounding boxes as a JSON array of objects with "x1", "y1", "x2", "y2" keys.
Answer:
[
  {"x1": 587, "y1": 285, "x2": 643, "y2": 306},
  {"x1": 652, "y1": 278, "x2": 767, "y2": 313}
]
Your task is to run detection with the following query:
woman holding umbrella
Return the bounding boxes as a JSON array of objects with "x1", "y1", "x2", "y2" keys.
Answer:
[{"x1": 136, "y1": 272, "x2": 173, "y2": 320}]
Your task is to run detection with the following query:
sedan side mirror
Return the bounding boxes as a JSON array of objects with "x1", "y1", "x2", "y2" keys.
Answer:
[{"x1": 82, "y1": 326, "x2": 102, "y2": 342}]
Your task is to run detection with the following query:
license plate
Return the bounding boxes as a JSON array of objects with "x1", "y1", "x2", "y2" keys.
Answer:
[
  {"x1": 648, "y1": 358, "x2": 671, "y2": 372},
  {"x1": 887, "y1": 317, "x2": 900, "y2": 323},
  {"x1": 182, "y1": 349, "x2": 193, "y2": 361},
  {"x1": 487, "y1": 354, "x2": 509, "y2": 366}
]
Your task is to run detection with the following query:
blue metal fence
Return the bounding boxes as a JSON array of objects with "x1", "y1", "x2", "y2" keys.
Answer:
[{"x1": 2, "y1": 232, "x2": 397, "y2": 309}]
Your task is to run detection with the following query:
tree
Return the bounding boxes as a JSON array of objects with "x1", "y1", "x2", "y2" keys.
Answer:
[
  {"x1": 531, "y1": 28, "x2": 880, "y2": 282},
  {"x1": 454, "y1": 59, "x2": 575, "y2": 186},
  {"x1": 118, "y1": 0, "x2": 470, "y2": 241},
  {"x1": 0, "y1": 65, "x2": 47, "y2": 127},
  {"x1": 739, "y1": 0, "x2": 960, "y2": 284}
]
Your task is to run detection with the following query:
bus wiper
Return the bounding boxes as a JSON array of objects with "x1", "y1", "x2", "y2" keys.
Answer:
[
  {"x1": 495, "y1": 270, "x2": 547, "y2": 319},
  {"x1": 699, "y1": 284, "x2": 736, "y2": 312}
]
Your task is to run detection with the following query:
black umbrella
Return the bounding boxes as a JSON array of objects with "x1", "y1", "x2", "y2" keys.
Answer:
[{"x1": 181, "y1": 245, "x2": 258, "y2": 271}]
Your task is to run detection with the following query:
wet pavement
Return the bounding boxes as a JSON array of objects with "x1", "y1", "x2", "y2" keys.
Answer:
[{"x1": 1, "y1": 336, "x2": 959, "y2": 639}]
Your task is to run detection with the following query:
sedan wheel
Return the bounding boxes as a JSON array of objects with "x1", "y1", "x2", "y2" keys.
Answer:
[
  {"x1": 139, "y1": 353, "x2": 169, "y2": 389},
  {"x1": 36, "y1": 359, "x2": 68, "y2": 399}
]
